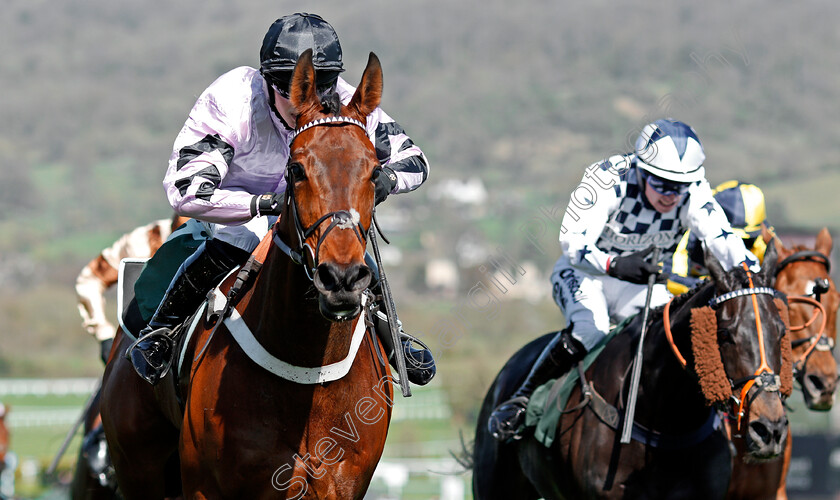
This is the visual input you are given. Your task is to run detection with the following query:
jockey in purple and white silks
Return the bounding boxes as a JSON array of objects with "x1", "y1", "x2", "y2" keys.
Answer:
[
  {"x1": 488, "y1": 118, "x2": 760, "y2": 441},
  {"x1": 163, "y1": 69, "x2": 427, "y2": 229},
  {"x1": 127, "y1": 13, "x2": 435, "y2": 387}
]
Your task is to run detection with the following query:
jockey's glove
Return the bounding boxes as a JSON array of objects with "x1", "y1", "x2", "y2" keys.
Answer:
[
  {"x1": 607, "y1": 245, "x2": 663, "y2": 285},
  {"x1": 251, "y1": 192, "x2": 284, "y2": 217},
  {"x1": 372, "y1": 166, "x2": 397, "y2": 205}
]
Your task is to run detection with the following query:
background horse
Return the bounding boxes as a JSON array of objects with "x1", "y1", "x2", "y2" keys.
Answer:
[
  {"x1": 101, "y1": 49, "x2": 392, "y2": 499},
  {"x1": 473, "y1": 246, "x2": 790, "y2": 499},
  {"x1": 70, "y1": 388, "x2": 120, "y2": 500},
  {"x1": 0, "y1": 403, "x2": 9, "y2": 489},
  {"x1": 727, "y1": 228, "x2": 838, "y2": 500}
]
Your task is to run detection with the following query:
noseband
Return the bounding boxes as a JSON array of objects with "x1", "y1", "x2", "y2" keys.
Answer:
[{"x1": 273, "y1": 116, "x2": 370, "y2": 280}]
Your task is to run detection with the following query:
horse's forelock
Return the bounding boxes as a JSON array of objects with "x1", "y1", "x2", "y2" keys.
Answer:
[
  {"x1": 320, "y1": 90, "x2": 341, "y2": 116},
  {"x1": 689, "y1": 306, "x2": 730, "y2": 405}
]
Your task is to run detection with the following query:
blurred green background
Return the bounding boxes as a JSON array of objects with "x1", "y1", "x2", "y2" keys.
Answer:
[{"x1": 1, "y1": 0, "x2": 839, "y2": 497}]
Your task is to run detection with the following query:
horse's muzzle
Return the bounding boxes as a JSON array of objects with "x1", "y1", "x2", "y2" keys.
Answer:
[
  {"x1": 746, "y1": 414, "x2": 788, "y2": 461},
  {"x1": 313, "y1": 262, "x2": 372, "y2": 321},
  {"x1": 799, "y1": 370, "x2": 837, "y2": 411}
]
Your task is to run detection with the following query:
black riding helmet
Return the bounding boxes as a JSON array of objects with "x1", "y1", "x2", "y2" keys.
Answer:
[{"x1": 260, "y1": 13, "x2": 344, "y2": 97}]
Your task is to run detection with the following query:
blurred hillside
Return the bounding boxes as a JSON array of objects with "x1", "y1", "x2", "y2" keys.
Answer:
[{"x1": 1, "y1": 0, "x2": 839, "y2": 425}]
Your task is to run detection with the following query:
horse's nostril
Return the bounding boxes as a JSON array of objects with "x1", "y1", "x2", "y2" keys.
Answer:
[
  {"x1": 314, "y1": 263, "x2": 371, "y2": 293},
  {"x1": 315, "y1": 264, "x2": 340, "y2": 292},
  {"x1": 808, "y1": 374, "x2": 826, "y2": 392},
  {"x1": 345, "y1": 265, "x2": 372, "y2": 292},
  {"x1": 749, "y1": 421, "x2": 771, "y2": 444}
]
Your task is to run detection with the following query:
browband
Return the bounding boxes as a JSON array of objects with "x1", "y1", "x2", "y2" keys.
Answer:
[
  {"x1": 291, "y1": 116, "x2": 367, "y2": 142},
  {"x1": 709, "y1": 287, "x2": 778, "y2": 308}
]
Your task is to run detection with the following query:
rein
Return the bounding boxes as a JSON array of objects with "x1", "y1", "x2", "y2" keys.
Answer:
[{"x1": 663, "y1": 262, "x2": 782, "y2": 430}]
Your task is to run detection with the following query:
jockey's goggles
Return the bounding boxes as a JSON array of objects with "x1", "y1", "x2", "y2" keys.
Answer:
[
  {"x1": 266, "y1": 72, "x2": 339, "y2": 100},
  {"x1": 643, "y1": 172, "x2": 690, "y2": 196}
]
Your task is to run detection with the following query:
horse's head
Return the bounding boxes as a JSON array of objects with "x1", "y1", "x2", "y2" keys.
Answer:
[
  {"x1": 772, "y1": 227, "x2": 838, "y2": 410},
  {"x1": 698, "y1": 243, "x2": 790, "y2": 460},
  {"x1": 282, "y1": 49, "x2": 382, "y2": 321}
]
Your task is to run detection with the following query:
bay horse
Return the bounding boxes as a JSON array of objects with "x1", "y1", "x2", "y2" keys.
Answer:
[
  {"x1": 726, "y1": 227, "x2": 838, "y2": 500},
  {"x1": 101, "y1": 49, "x2": 393, "y2": 498},
  {"x1": 473, "y1": 245, "x2": 791, "y2": 499}
]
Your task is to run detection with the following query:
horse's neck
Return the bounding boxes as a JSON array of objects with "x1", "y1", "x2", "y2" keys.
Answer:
[
  {"x1": 243, "y1": 246, "x2": 357, "y2": 367},
  {"x1": 639, "y1": 288, "x2": 717, "y2": 432}
]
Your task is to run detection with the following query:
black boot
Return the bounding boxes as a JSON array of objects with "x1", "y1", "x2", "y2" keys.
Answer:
[
  {"x1": 127, "y1": 239, "x2": 247, "y2": 385},
  {"x1": 364, "y1": 252, "x2": 436, "y2": 386},
  {"x1": 80, "y1": 424, "x2": 115, "y2": 488},
  {"x1": 487, "y1": 328, "x2": 586, "y2": 442},
  {"x1": 372, "y1": 306, "x2": 436, "y2": 386}
]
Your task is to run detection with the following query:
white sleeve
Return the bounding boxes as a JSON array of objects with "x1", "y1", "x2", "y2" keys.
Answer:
[
  {"x1": 686, "y1": 180, "x2": 760, "y2": 272},
  {"x1": 559, "y1": 159, "x2": 623, "y2": 273}
]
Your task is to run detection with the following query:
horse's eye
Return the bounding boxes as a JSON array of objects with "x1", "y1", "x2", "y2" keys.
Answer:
[
  {"x1": 288, "y1": 163, "x2": 306, "y2": 181},
  {"x1": 717, "y1": 327, "x2": 734, "y2": 344}
]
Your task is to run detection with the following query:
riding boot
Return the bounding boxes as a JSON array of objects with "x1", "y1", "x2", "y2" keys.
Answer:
[
  {"x1": 80, "y1": 423, "x2": 115, "y2": 488},
  {"x1": 372, "y1": 304, "x2": 436, "y2": 386},
  {"x1": 487, "y1": 327, "x2": 586, "y2": 442},
  {"x1": 127, "y1": 239, "x2": 248, "y2": 385},
  {"x1": 365, "y1": 253, "x2": 436, "y2": 386}
]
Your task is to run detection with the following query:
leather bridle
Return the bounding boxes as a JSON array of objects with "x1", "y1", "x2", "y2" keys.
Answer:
[
  {"x1": 272, "y1": 116, "x2": 370, "y2": 281},
  {"x1": 663, "y1": 263, "x2": 784, "y2": 430}
]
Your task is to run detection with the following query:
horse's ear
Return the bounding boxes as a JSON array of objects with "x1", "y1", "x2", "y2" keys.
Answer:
[
  {"x1": 760, "y1": 223, "x2": 774, "y2": 245},
  {"x1": 760, "y1": 237, "x2": 778, "y2": 284},
  {"x1": 704, "y1": 246, "x2": 729, "y2": 290},
  {"x1": 816, "y1": 227, "x2": 833, "y2": 256},
  {"x1": 347, "y1": 52, "x2": 383, "y2": 118},
  {"x1": 290, "y1": 49, "x2": 318, "y2": 112}
]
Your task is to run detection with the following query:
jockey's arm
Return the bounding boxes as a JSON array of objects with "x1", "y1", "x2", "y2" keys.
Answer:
[
  {"x1": 163, "y1": 74, "x2": 265, "y2": 226},
  {"x1": 686, "y1": 180, "x2": 760, "y2": 272},
  {"x1": 366, "y1": 107, "x2": 429, "y2": 195},
  {"x1": 558, "y1": 159, "x2": 623, "y2": 273}
]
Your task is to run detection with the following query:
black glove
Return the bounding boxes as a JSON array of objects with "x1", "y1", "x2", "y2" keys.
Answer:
[
  {"x1": 607, "y1": 246, "x2": 662, "y2": 285},
  {"x1": 251, "y1": 192, "x2": 283, "y2": 217},
  {"x1": 372, "y1": 166, "x2": 397, "y2": 206},
  {"x1": 100, "y1": 338, "x2": 114, "y2": 366}
]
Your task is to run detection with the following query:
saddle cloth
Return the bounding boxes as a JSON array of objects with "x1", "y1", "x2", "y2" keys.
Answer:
[{"x1": 525, "y1": 315, "x2": 635, "y2": 447}]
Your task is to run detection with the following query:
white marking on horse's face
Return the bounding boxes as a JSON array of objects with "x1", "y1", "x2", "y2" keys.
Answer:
[
  {"x1": 804, "y1": 280, "x2": 816, "y2": 296},
  {"x1": 335, "y1": 209, "x2": 361, "y2": 230}
]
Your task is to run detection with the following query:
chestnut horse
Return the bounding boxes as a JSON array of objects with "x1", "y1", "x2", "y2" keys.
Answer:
[
  {"x1": 473, "y1": 246, "x2": 791, "y2": 499},
  {"x1": 727, "y1": 228, "x2": 838, "y2": 500},
  {"x1": 101, "y1": 49, "x2": 393, "y2": 498}
]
